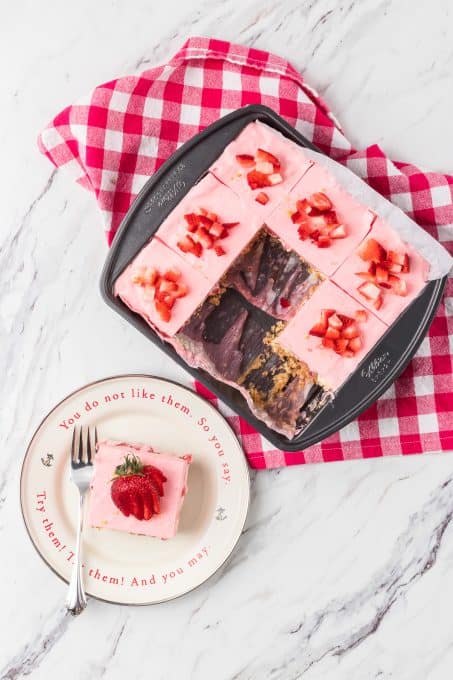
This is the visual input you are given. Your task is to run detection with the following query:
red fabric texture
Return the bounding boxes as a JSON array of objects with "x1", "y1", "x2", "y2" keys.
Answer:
[{"x1": 38, "y1": 37, "x2": 453, "y2": 468}]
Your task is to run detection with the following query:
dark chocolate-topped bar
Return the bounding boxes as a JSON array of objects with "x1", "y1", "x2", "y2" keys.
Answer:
[{"x1": 223, "y1": 229, "x2": 322, "y2": 320}]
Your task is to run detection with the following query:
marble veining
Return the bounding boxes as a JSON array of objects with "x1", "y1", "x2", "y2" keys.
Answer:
[{"x1": 1, "y1": 0, "x2": 453, "y2": 679}]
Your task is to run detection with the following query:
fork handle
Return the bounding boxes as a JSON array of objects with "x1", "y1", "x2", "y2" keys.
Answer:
[{"x1": 66, "y1": 490, "x2": 88, "y2": 615}]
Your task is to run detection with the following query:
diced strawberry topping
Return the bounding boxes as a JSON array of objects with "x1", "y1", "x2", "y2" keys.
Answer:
[
  {"x1": 309, "y1": 322, "x2": 327, "y2": 338},
  {"x1": 268, "y1": 173, "x2": 283, "y2": 185},
  {"x1": 307, "y1": 192, "x2": 332, "y2": 212},
  {"x1": 177, "y1": 235, "x2": 202, "y2": 258},
  {"x1": 355, "y1": 309, "x2": 368, "y2": 323},
  {"x1": 198, "y1": 215, "x2": 213, "y2": 228},
  {"x1": 194, "y1": 227, "x2": 214, "y2": 249},
  {"x1": 209, "y1": 222, "x2": 226, "y2": 239},
  {"x1": 255, "y1": 161, "x2": 274, "y2": 175},
  {"x1": 317, "y1": 236, "x2": 331, "y2": 248},
  {"x1": 214, "y1": 245, "x2": 226, "y2": 257},
  {"x1": 358, "y1": 281, "x2": 382, "y2": 301},
  {"x1": 325, "y1": 326, "x2": 340, "y2": 339},
  {"x1": 184, "y1": 213, "x2": 199, "y2": 229},
  {"x1": 235, "y1": 154, "x2": 255, "y2": 168},
  {"x1": 163, "y1": 268, "x2": 181, "y2": 283},
  {"x1": 255, "y1": 192, "x2": 270, "y2": 205},
  {"x1": 309, "y1": 307, "x2": 366, "y2": 357},
  {"x1": 358, "y1": 238, "x2": 386, "y2": 263},
  {"x1": 290, "y1": 192, "x2": 346, "y2": 248},
  {"x1": 155, "y1": 299, "x2": 171, "y2": 322},
  {"x1": 330, "y1": 225, "x2": 347, "y2": 239},
  {"x1": 222, "y1": 222, "x2": 239, "y2": 229},
  {"x1": 255, "y1": 148, "x2": 280, "y2": 168},
  {"x1": 322, "y1": 337, "x2": 336, "y2": 349},
  {"x1": 246, "y1": 170, "x2": 271, "y2": 189},
  {"x1": 354, "y1": 239, "x2": 411, "y2": 306}
]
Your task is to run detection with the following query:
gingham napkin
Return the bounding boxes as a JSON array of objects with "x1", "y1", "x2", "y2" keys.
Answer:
[{"x1": 39, "y1": 37, "x2": 453, "y2": 469}]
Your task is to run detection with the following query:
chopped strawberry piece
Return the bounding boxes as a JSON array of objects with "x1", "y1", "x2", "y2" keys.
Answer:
[
  {"x1": 208, "y1": 222, "x2": 226, "y2": 238},
  {"x1": 322, "y1": 337, "x2": 336, "y2": 349},
  {"x1": 235, "y1": 154, "x2": 255, "y2": 168},
  {"x1": 198, "y1": 215, "x2": 213, "y2": 228},
  {"x1": 320, "y1": 309, "x2": 335, "y2": 326},
  {"x1": 388, "y1": 250, "x2": 406, "y2": 266},
  {"x1": 373, "y1": 295, "x2": 383, "y2": 310},
  {"x1": 334, "y1": 338, "x2": 349, "y2": 354},
  {"x1": 206, "y1": 211, "x2": 219, "y2": 222},
  {"x1": 155, "y1": 300, "x2": 171, "y2": 322},
  {"x1": 355, "y1": 271, "x2": 376, "y2": 282},
  {"x1": 348, "y1": 337, "x2": 362, "y2": 353},
  {"x1": 291, "y1": 211, "x2": 302, "y2": 224},
  {"x1": 222, "y1": 222, "x2": 239, "y2": 229},
  {"x1": 307, "y1": 192, "x2": 332, "y2": 212},
  {"x1": 184, "y1": 213, "x2": 199, "y2": 229},
  {"x1": 255, "y1": 192, "x2": 269, "y2": 205},
  {"x1": 268, "y1": 173, "x2": 283, "y2": 185},
  {"x1": 343, "y1": 350, "x2": 355, "y2": 358},
  {"x1": 174, "y1": 284, "x2": 188, "y2": 298},
  {"x1": 323, "y1": 210, "x2": 339, "y2": 225},
  {"x1": 325, "y1": 326, "x2": 340, "y2": 339},
  {"x1": 355, "y1": 309, "x2": 368, "y2": 323},
  {"x1": 341, "y1": 323, "x2": 359, "y2": 340},
  {"x1": 280, "y1": 297, "x2": 290, "y2": 308},
  {"x1": 375, "y1": 265, "x2": 389, "y2": 284},
  {"x1": 297, "y1": 225, "x2": 310, "y2": 240},
  {"x1": 177, "y1": 235, "x2": 202, "y2": 257},
  {"x1": 328, "y1": 314, "x2": 343, "y2": 330},
  {"x1": 317, "y1": 236, "x2": 331, "y2": 248},
  {"x1": 330, "y1": 225, "x2": 347, "y2": 239},
  {"x1": 296, "y1": 199, "x2": 312, "y2": 214},
  {"x1": 161, "y1": 294, "x2": 175, "y2": 309},
  {"x1": 358, "y1": 238, "x2": 386, "y2": 263},
  {"x1": 255, "y1": 148, "x2": 280, "y2": 168},
  {"x1": 195, "y1": 227, "x2": 214, "y2": 249},
  {"x1": 390, "y1": 277, "x2": 408, "y2": 296},
  {"x1": 358, "y1": 281, "x2": 382, "y2": 301},
  {"x1": 402, "y1": 253, "x2": 410, "y2": 273},
  {"x1": 338, "y1": 314, "x2": 354, "y2": 327},
  {"x1": 379, "y1": 282, "x2": 392, "y2": 289},
  {"x1": 159, "y1": 279, "x2": 178, "y2": 294},
  {"x1": 255, "y1": 161, "x2": 274, "y2": 175},
  {"x1": 163, "y1": 268, "x2": 181, "y2": 283},
  {"x1": 309, "y1": 322, "x2": 327, "y2": 338},
  {"x1": 247, "y1": 170, "x2": 271, "y2": 189},
  {"x1": 388, "y1": 262, "x2": 403, "y2": 274},
  {"x1": 214, "y1": 245, "x2": 225, "y2": 257}
]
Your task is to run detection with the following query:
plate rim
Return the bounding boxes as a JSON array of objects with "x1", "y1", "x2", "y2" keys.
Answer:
[{"x1": 20, "y1": 373, "x2": 250, "y2": 606}]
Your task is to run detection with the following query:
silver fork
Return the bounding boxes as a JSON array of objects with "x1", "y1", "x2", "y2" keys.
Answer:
[{"x1": 66, "y1": 426, "x2": 97, "y2": 616}]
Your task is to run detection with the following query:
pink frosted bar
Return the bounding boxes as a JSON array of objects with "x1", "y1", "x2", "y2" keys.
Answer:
[{"x1": 89, "y1": 441, "x2": 191, "y2": 539}]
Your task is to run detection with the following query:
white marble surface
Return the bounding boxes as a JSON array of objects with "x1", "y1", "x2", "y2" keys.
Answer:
[{"x1": 1, "y1": 1, "x2": 453, "y2": 678}]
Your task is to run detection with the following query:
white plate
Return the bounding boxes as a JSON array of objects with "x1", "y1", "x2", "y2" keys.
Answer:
[{"x1": 21, "y1": 375, "x2": 250, "y2": 605}]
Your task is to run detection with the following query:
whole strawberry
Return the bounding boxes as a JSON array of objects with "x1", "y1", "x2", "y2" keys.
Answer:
[{"x1": 110, "y1": 454, "x2": 167, "y2": 521}]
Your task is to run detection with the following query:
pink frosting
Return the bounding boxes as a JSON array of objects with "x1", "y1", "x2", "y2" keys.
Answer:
[
  {"x1": 210, "y1": 121, "x2": 313, "y2": 217},
  {"x1": 156, "y1": 173, "x2": 260, "y2": 283},
  {"x1": 332, "y1": 217, "x2": 430, "y2": 325},
  {"x1": 114, "y1": 238, "x2": 214, "y2": 336},
  {"x1": 277, "y1": 280, "x2": 387, "y2": 392},
  {"x1": 88, "y1": 440, "x2": 191, "y2": 539},
  {"x1": 266, "y1": 162, "x2": 375, "y2": 275}
]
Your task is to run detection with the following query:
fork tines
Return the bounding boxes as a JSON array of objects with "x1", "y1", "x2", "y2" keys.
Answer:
[{"x1": 71, "y1": 426, "x2": 98, "y2": 467}]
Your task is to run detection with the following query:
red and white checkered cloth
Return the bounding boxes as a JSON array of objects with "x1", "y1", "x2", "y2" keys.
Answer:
[{"x1": 39, "y1": 37, "x2": 453, "y2": 469}]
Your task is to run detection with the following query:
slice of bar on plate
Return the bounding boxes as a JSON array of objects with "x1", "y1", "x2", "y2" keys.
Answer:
[
  {"x1": 266, "y1": 161, "x2": 375, "y2": 276},
  {"x1": 210, "y1": 121, "x2": 313, "y2": 217},
  {"x1": 276, "y1": 280, "x2": 388, "y2": 393},
  {"x1": 89, "y1": 441, "x2": 191, "y2": 539},
  {"x1": 332, "y1": 217, "x2": 430, "y2": 325}
]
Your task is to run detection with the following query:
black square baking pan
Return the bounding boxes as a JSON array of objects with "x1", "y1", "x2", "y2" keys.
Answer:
[{"x1": 100, "y1": 104, "x2": 447, "y2": 451}]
